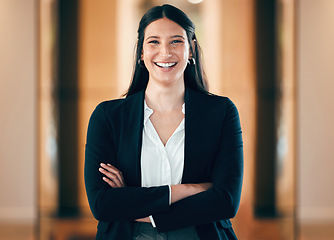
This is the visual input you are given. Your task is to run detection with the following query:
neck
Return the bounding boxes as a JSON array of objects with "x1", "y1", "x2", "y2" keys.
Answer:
[{"x1": 145, "y1": 80, "x2": 185, "y2": 112}]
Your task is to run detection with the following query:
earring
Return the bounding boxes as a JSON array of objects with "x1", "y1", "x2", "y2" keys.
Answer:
[
  {"x1": 188, "y1": 58, "x2": 196, "y2": 65},
  {"x1": 138, "y1": 59, "x2": 145, "y2": 67}
]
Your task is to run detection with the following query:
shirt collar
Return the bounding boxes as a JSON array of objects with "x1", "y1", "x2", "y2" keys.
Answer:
[
  {"x1": 144, "y1": 101, "x2": 154, "y2": 124},
  {"x1": 143, "y1": 100, "x2": 185, "y2": 125}
]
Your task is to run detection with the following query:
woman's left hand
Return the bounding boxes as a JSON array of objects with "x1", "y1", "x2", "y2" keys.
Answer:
[
  {"x1": 135, "y1": 217, "x2": 151, "y2": 223},
  {"x1": 99, "y1": 163, "x2": 126, "y2": 188}
]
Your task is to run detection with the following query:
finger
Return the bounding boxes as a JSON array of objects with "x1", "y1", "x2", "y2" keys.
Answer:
[
  {"x1": 109, "y1": 164, "x2": 126, "y2": 186},
  {"x1": 100, "y1": 163, "x2": 125, "y2": 186},
  {"x1": 102, "y1": 163, "x2": 123, "y2": 180},
  {"x1": 101, "y1": 163, "x2": 119, "y2": 173},
  {"x1": 99, "y1": 168, "x2": 123, "y2": 187},
  {"x1": 99, "y1": 167, "x2": 123, "y2": 187},
  {"x1": 102, "y1": 176, "x2": 118, "y2": 188}
]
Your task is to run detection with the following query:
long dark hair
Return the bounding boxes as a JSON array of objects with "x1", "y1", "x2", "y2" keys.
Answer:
[{"x1": 125, "y1": 4, "x2": 208, "y2": 97}]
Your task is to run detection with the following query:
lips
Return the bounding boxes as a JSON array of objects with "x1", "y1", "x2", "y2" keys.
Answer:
[{"x1": 154, "y1": 62, "x2": 177, "y2": 68}]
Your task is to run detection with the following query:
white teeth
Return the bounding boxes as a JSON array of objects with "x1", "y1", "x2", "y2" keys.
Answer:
[{"x1": 155, "y1": 62, "x2": 177, "y2": 68}]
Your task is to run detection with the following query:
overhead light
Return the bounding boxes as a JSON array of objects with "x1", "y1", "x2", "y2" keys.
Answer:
[{"x1": 187, "y1": 0, "x2": 204, "y2": 4}]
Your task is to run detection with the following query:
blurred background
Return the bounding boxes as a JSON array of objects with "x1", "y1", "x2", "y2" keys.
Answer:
[{"x1": 0, "y1": 0, "x2": 333, "y2": 239}]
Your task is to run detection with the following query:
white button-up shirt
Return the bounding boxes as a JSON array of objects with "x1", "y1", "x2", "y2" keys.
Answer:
[{"x1": 140, "y1": 101, "x2": 185, "y2": 226}]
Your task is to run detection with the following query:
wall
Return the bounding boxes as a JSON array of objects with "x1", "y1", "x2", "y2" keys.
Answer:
[
  {"x1": 0, "y1": 0, "x2": 37, "y2": 222},
  {"x1": 297, "y1": 0, "x2": 334, "y2": 223}
]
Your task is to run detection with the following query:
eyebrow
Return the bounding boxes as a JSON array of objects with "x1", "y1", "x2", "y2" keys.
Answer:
[
  {"x1": 171, "y1": 35, "x2": 185, "y2": 39},
  {"x1": 145, "y1": 35, "x2": 186, "y2": 41}
]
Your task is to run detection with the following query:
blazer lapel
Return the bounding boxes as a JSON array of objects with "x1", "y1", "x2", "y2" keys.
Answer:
[
  {"x1": 183, "y1": 89, "x2": 203, "y2": 183},
  {"x1": 182, "y1": 89, "x2": 219, "y2": 183},
  {"x1": 116, "y1": 91, "x2": 145, "y2": 187}
]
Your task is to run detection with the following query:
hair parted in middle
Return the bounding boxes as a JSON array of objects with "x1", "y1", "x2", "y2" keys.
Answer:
[{"x1": 125, "y1": 4, "x2": 208, "y2": 97}]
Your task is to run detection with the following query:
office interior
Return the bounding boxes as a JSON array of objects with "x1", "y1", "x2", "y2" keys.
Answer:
[{"x1": 1, "y1": 0, "x2": 334, "y2": 239}]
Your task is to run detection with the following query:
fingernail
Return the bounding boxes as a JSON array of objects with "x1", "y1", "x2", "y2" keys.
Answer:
[
  {"x1": 99, "y1": 168, "x2": 103, "y2": 171},
  {"x1": 100, "y1": 163, "x2": 105, "y2": 166}
]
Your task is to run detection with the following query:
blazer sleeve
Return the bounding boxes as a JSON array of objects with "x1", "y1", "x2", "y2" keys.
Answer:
[
  {"x1": 84, "y1": 102, "x2": 170, "y2": 222},
  {"x1": 152, "y1": 98, "x2": 244, "y2": 232}
]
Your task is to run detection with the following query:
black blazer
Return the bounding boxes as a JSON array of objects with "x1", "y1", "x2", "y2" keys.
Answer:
[{"x1": 84, "y1": 88, "x2": 243, "y2": 240}]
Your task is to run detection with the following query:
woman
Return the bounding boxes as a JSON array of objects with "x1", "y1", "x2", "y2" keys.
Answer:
[{"x1": 85, "y1": 4, "x2": 243, "y2": 240}]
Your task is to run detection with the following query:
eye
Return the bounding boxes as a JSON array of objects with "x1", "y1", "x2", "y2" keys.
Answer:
[
  {"x1": 148, "y1": 40, "x2": 159, "y2": 44},
  {"x1": 171, "y1": 40, "x2": 183, "y2": 44}
]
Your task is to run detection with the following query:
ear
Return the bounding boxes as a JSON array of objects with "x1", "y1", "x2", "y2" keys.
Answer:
[
  {"x1": 137, "y1": 40, "x2": 144, "y2": 60},
  {"x1": 189, "y1": 39, "x2": 196, "y2": 58}
]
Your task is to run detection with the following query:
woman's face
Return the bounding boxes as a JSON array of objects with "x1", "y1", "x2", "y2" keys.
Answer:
[{"x1": 142, "y1": 17, "x2": 191, "y2": 87}]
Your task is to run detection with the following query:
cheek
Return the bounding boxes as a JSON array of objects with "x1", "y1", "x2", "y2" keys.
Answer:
[
  {"x1": 179, "y1": 44, "x2": 190, "y2": 59},
  {"x1": 178, "y1": 48, "x2": 190, "y2": 62},
  {"x1": 142, "y1": 46, "x2": 156, "y2": 59}
]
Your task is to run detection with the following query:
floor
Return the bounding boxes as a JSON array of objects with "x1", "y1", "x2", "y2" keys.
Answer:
[
  {"x1": 1, "y1": 218, "x2": 334, "y2": 240},
  {"x1": 0, "y1": 223, "x2": 35, "y2": 240},
  {"x1": 298, "y1": 223, "x2": 334, "y2": 240}
]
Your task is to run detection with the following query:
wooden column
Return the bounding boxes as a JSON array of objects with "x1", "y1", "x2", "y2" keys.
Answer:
[
  {"x1": 202, "y1": 0, "x2": 257, "y2": 237},
  {"x1": 77, "y1": 0, "x2": 119, "y2": 214}
]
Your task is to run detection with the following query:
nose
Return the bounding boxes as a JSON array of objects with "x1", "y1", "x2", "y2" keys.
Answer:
[{"x1": 159, "y1": 43, "x2": 172, "y2": 57}]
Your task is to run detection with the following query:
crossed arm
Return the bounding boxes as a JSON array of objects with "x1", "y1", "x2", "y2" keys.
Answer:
[{"x1": 99, "y1": 162, "x2": 212, "y2": 222}]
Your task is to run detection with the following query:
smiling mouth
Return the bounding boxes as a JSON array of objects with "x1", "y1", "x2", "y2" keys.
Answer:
[{"x1": 154, "y1": 62, "x2": 177, "y2": 68}]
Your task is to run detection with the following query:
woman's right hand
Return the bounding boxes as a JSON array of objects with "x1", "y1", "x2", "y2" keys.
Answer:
[
  {"x1": 170, "y1": 182, "x2": 212, "y2": 204},
  {"x1": 99, "y1": 163, "x2": 126, "y2": 188}
]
